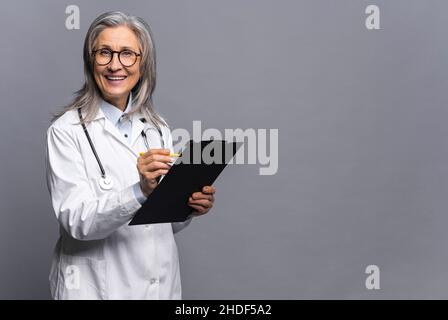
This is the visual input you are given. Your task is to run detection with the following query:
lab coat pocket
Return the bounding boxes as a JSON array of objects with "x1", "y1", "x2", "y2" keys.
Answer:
[{"x1": 57, "y1": 255, "x2": 107, "y2": 300}]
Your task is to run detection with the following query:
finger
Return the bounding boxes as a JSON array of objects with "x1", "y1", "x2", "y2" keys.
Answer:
[
  {"x1": 191, "y1": 192, "x2": 213, "y2": 201},
  {"x1": 188, "y1": 198, "x2": 213, "y2": 209},
  {"x1": 202, "y1": 186, "x2": 216, "y2": 194},
  {"x1": 145, "y1": 169, "x2": 169, "y2": 180},
  {"x1": 142, "y1": 154, "x2": 174, "y2": 165},
  {"x1": 139, "y1": 159, "x2": 168, "y2": 170},
  {"x1": 144, "y1": 161, "x2": 172, "y2": 172},
  {"x1": 139, "y1": 164, "x2": 169, "y2": 177},
  {"x1": 188, "y1": 204, "x2": 207, "y2": 215}
]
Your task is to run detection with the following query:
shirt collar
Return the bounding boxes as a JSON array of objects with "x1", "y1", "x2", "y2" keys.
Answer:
[{"x1": 100, "y1": 92, "x2": 133, "y2": 126}]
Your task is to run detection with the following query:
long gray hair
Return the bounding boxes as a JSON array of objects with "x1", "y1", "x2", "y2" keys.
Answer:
[{"x1": 54, "y1": 11, "x2": 166, "y2": 128}]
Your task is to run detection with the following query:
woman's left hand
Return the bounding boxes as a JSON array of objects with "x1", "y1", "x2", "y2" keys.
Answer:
[{"x1": 188, "y1": 186, "x2": 216, "y2": 216}]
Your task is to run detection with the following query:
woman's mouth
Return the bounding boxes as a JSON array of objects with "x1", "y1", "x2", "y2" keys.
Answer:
[{"x1": 104, "y1": 75, "x2": 127, "y2": 86}]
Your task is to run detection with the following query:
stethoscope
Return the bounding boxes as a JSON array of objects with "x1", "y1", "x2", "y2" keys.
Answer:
[{"x1": 77, "y1": 108, "x2": 164, "y2": 191}]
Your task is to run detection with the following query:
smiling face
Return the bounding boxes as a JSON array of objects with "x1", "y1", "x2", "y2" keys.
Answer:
[{"x1": 93, "y1": 26, "x2": 141, "y2": 110}]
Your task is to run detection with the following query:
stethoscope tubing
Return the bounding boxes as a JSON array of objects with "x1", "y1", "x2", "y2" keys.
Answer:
[
  {"x1": 77, "y1": 108, "x2": 164, "y2": 190},
  {"x1": 78, "y1": 108, "x2": 107, "y2": 178}
]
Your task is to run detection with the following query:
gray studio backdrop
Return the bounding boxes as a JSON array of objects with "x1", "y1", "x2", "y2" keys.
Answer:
[{"x1": 1, "y1": 0, "x2": 448, "y2": 299}]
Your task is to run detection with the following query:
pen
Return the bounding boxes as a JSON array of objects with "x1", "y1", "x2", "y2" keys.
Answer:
[{"x1": 139, "y1": 152, "x2": 181, "y2": 157}]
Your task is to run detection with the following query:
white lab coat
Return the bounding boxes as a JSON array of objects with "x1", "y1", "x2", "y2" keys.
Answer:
[{"x1": 45, "y1": 108, "x2": 191, "y2": 300}]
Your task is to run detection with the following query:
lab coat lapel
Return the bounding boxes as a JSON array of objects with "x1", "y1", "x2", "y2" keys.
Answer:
[{"x1": 130, "y1": 112, "x2": 146, "y2": 148}]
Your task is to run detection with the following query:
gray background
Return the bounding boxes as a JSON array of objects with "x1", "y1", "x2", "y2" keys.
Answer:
[{"x1": 1, "y1": 0, "x2": 447, "y2": 299}]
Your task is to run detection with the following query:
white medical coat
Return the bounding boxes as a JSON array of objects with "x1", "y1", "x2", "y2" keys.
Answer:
[{"x1": 45, "y1": 108, "x2": 191, "y2": 300}]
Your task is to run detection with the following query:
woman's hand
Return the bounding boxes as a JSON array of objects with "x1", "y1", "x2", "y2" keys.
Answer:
[
  {"x1": 137, "y1": 149, "x2": 173, "y2": 197},
  {"x1": 188, "y1": 186, "x2": 216, "y2": 216}
]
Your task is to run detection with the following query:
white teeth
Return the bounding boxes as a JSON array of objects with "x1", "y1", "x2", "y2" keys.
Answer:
[{"x1": 106, "y1": 76, "x2": 126, "y2": 80}]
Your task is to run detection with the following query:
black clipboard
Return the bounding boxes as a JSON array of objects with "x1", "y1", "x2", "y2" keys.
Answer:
[{"x1": 129, "y1": 140, "x2": 242, "y2": 225}]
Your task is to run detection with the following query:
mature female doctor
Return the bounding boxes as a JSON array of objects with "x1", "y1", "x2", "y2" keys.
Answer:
[{"x1": 45, "y1": 11, "x2": 216, "y2": 299}]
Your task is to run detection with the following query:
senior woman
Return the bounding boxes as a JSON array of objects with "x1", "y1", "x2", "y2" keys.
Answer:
[{"x1": 45, "y1": 11, "x2": 215, "y2": 299}]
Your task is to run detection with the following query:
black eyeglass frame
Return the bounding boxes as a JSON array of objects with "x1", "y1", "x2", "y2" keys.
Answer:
[{"x1": 92, "y1": 48, "x2": 142, "y2": 67}]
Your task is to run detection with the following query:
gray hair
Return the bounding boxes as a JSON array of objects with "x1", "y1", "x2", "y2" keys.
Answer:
[{"x1": 54, "y1": 11, "x2": 166, "y2": 128}]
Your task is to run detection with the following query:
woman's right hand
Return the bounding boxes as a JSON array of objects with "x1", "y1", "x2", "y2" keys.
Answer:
[{"x1": 137, "y1": 149, "x2": 173, "y2": 197}]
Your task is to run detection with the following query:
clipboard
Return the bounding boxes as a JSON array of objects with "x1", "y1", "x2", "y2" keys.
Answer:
[{"x1": 129, "y1": 140, "x2": 242, "y2": 225}]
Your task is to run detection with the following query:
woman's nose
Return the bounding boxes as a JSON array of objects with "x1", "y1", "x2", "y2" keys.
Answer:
[{"x1": 108, "y1": 53, "x2": 122, "y2": 71}]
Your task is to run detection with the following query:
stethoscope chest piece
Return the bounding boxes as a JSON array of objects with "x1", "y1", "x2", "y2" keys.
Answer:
[{"x1": 99, "y1": 176, "x2": 114, "y2": 190}]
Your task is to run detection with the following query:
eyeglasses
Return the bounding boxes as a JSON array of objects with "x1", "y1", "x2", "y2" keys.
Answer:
[{"x1": 92, "y1": 48, "x2": 141, "y2": 67}]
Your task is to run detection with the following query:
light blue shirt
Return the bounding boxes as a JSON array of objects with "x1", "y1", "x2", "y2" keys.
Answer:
[{"x1": 100, "y1": 94, "x2": 147, "y2": 204}]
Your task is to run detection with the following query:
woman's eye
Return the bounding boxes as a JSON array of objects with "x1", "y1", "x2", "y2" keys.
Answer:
[
  {"x1": 99, "y1": 49, "x2": 111, "y2": 56},
  {"x1": 121, "y1": 51, "x2": 133, "y2": 57}
]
